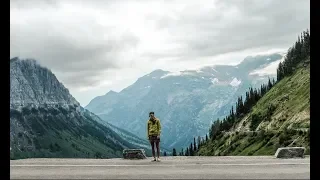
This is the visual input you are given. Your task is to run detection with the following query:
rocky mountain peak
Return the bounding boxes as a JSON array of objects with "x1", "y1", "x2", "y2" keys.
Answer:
[
  {"x1": 10, "y1": 57, "x2": 79, "y2": 108},
  {"x1": 85, "y1": 53, "x2": 283, "y2": 149},
  {"x1": 105, "y1": 90, "x2": 118, "y2": 95}
]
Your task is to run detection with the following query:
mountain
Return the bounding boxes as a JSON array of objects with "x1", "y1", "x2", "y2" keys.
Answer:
[
  {"x1": 198, "y1": 60, "x2": 310, "y2": 156},
  {"x1": 10, "y1": 58, "x2": 153, "y2": 159},
  {"x1": 85, "y1": 53, "x2": 284, "y2": 149},
  {"x1": 196, "y1": 29, "x2": 310, "y2": 156}
]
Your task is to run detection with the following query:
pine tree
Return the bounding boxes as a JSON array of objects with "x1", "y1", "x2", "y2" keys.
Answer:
[
  {"x1": 244, "y1": 92, "x2": 249, "y2": 113},
  {"x1": 209, "y1": 124, "x2": 214, "y2": 139},
  {"x1": 305, "y1": 29, "x2": 310, "y2": 55},
  {"x1": 276, "y1": 29, "x2": 310, "y2": 82},
  {"x1": 231, "y1": 106, "x2": 235, "y2": 121},
  {"x1": 254, "y1": 88, "x2": 259, "y2": 103},
  {"x1": 190, "y1": 143, "x2": 194, "y2": 156},
  {"x1": 172, "y1": 148, "x2": 177, "y2": 156},
  {"x1": 272, "y1": 78, "x2": 275, "y2": 86},
  {"x1": 239, "y1": 97, "x2": 243, "y2": 116},
  {"x1": 194, "y1": 137, "x2": 197, "y2": 152},
  {"x1": 197, "y1": 136, "x2": 201, "y2": 150},
  {"x1": 181, "y1": 148, "x2": 184, "y2": 156},
  {"x1": 277, "y1": 62, "x2": 283, "y2": 81},
  {"x1": 185, "y1": 147, "x2": 189, "y2": 156},
  {"x1": 268, "y1": 78, "x2": 272, "y2": 90},
  {"x1": 205, "y1": 134, "x2": 208, "y2": 142}
]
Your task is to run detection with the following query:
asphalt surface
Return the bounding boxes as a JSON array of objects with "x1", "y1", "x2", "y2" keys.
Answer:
[{"x1": 10, "y1": 156, "x2": 310, "y2": 179}]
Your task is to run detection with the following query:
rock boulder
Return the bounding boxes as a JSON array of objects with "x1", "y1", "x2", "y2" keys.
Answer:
[
  {"x1": 275, "y1": 147, "x2": 306, "y2": 158},
  {"x1": 123, "y1": 149, "x2": 147, "y2": 159}
]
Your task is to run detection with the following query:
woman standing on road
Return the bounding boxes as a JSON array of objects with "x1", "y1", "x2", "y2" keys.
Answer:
[{"x1": 147, "y1": 111, "x2": 162, "y2": 162}]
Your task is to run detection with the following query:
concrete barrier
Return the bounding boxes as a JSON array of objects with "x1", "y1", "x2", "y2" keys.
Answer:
[
  {"x1": 123, "y1": 149, "x2": 147, "y2": 159},
  {"x1": 275, "y1": 147, "x2": 306, "y2": 158}
]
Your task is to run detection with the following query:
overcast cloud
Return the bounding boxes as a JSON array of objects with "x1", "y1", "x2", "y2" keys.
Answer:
[{"x1": 10, "y1": 0, "x2": 310, "y2": 106}]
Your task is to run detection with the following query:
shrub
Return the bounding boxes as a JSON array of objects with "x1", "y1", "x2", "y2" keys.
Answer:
[
  {"x1": 283, "y1": 140, "x2": 291, "y2": 147},
  {"x1": 33, "y1": 139, "x2": 41, "y2": 149},
  {"x1": 266, "y1": 141, "x2": 274, "y2": 146},
  {"x1": 50, "y1": 143, "x2": 62, "y2": 152},
  {"x1": 95, "y1": 152, "x2": 102, "y2": 158},
  {"x1": 279, "y1": 134, "x2": 286, "y2": 145},
  {"x1": 250, "y1": 113, "x2": 263, "y2": 131}
]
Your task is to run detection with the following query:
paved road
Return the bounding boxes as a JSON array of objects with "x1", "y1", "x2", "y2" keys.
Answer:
[{"x1": 10, "y1": 156, "x2": 310, "y2": 179}]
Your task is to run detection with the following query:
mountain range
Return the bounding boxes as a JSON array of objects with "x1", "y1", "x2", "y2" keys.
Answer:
[{"x1": 85, "y1": 53, "x2": 284, "y2": 149}]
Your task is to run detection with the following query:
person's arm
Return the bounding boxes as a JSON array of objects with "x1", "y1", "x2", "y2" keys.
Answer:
[
  {"x1": 147, "y1": 121, "x2": 150, "y2": 139},
  {"x1": 157, "y1": 119, "x2": 161, "y2": 136}
]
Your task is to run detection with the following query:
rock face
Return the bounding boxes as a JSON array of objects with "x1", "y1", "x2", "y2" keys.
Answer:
[
  {"x1": 123, "y1": 149, "x2": 147, "y2": 159},
  {"x1": 10, "y1": 58, "x2": 79, "y2": 109},
  {"x1": 275, "y1": 147, "x2": 306, "y2": 158},
  {"x1": 10, "y1": 58, "x2": 149, "y2": 159},
  {"x1": 86, "y1": 53, "x2": 283, "y2": 149}
]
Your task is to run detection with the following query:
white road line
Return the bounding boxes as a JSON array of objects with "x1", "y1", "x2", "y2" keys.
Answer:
[{"x1": 10, "y1": 163, "x2": 310, "y2": 167}]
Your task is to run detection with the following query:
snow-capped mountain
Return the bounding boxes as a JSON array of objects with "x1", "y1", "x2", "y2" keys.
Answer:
[{"x1": 85, "y1": 53, "x2": 283, "y2": 149}]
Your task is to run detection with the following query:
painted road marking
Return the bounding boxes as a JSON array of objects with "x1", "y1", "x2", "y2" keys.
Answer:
[{"x1": 10, "y1": 163, "x2": 310, "y2": 167}]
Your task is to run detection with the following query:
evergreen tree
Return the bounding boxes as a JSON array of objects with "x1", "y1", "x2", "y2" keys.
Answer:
[
  {"x1": 194, "y1": 137, "x2": 197, "y2": 152},
  {"x1": 201, "y1": 137, "x2": 205, "y2": 146},
  {"x1": 272, "y1": 78, "x2": 276, "y2": 86},
  {"x1": 197, "y1": 136, "x2": 201, "y2": 150},
  {"x1": 230, "y1": 106, "x2": 235, "y2": 122},
  {"x1": 210, "y1": 119, "x2": 222, "y2": 139},
  {"x1": 190, "y1": 143, "x2": 194, "y2": 156},
  {"x1": 276, "y1": 29, "x2": 310, "y2": 82},
  {"x1": 277, "y1": 62, "x2": 284, "y2": 81},
  {"x1": 181, "y1": 148, "x2": 184, "y2": 156},
  {"x1": 268, "y1": 78, "x2": 272, "y2": 90},
  {"x1": 185, "y1": 147, "x2": 189, "y2": 156},
  {"x1": 172, "y1": 148, "x2": 177, "y2": 156},
  {"x1": 205, "y1": 134, "x2": 208, "y2": 142},
  {"x1": 244, "y1": 92, "x2": 249, "y2": 113},
  {"x1": 239, "y1": 96, "x2": 244, "y2": 115}
]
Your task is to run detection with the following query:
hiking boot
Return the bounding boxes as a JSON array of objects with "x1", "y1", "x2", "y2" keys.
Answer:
[
  {"x1": 156, "y1": 158, "x2": 161, "y2": 162},
  {"x1": 151, "y1": 158, "x2": 156, "y2": 162}
]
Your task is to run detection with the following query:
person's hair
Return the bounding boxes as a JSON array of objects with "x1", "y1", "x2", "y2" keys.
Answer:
[{"x1": 149, "y1": 112, "x2": 154, "y2": 115}]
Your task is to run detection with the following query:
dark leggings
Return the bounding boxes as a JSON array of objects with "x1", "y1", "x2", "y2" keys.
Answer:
[{"x1": 150, "y1": 141, "x2": 160, "y2": 158}]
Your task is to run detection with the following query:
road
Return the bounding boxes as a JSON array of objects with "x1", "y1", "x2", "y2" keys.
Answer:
[{"x1": 10, "y1": 156, "x2": 310, "y2": 179}]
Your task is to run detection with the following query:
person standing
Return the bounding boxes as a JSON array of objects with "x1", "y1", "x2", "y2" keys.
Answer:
[{"x1": 147, "y1": 111, "x2": 161, "y2": 162}]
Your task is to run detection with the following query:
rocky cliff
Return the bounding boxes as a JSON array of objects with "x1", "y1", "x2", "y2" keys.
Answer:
[{"x1": 10, "y1": 58, "x2": 151, "y2": 159}]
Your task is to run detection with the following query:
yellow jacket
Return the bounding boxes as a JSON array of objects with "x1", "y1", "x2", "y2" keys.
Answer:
[{"x1": 147, "y1": 118, "x2": 161, "y2": 137}]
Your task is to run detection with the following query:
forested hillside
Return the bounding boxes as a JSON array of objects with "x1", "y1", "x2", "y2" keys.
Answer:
[{"x1": 178, "y1": 29, "x2": 310, "y2": 156}]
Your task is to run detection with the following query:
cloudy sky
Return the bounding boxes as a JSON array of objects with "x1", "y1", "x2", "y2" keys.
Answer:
[{"x1": 10, "y1": 0, "x2": 310, "y2": 106}]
